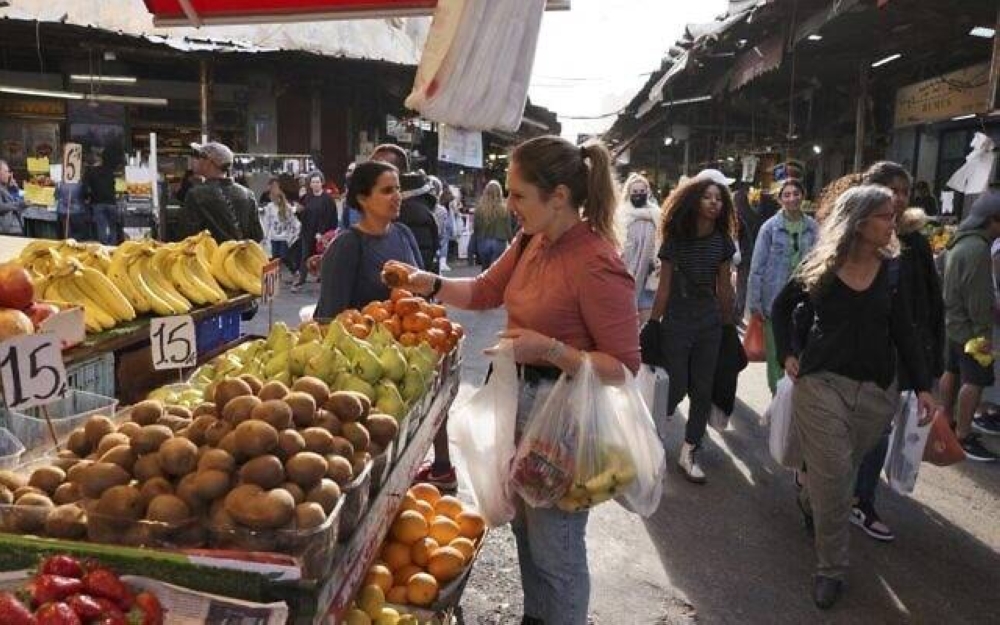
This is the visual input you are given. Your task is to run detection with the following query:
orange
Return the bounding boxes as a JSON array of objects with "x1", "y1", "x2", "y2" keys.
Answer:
[
  {"x1": 390, "y1": 288, "x2": 413, "y2": 303},
  {"x1": 428, "y1": 516, "x2": 461, "y2": 545},
  {"x1": 364, "y1": 564, "x2": 394, "y2": 594},
  {"x1": 414, "y1": 499, "x2": 435, "y2": 524},
  {"x1": 427, "y1": 546, "x2": 465, "y2": 582},
  {"x1": 402, "y1": 312, "x2": 432, "y2": 333},
  {"x1": 426, "y1": 303, "x2": 447, "y2": 319},
  {"x1": 409, "y1": 483, "x2": 442, "y2": 507},
  {"x1": 433, "y1": 495, "x2": 464, "y2": 520},
  {"x1": 424, "y1": 328, "x2": 448, "y2": 351},
  {"x1": 410, "y1": 536, "x2": 439, "y2": 567},
  {"x1": 381, "y1": 541, "x2": 411, "y2": 571},
  {"x1": 390, "y1": 510, "x2": 429, "y2": 545},
  {"x1": 399, "y1": 332, "x2": 419, "y2": 347},
  {"x1": 394, "y1": 297, "x2": 422, "y2": 317},
  {"x1": 406, "y1": 572, "x2": 439, "y2": 606},
  {"x1": 398, "y1": 492, "x2": 420, "y2": 515},
  {"x1": 456, "y1": 510, "x2": 486, "y2": 540},
  {"x1": 393, "y1": 563, "x2": 423, "y2": 587},
  {"x1": 449, "y1": 537, "x2": 475, "y2": 561},
  {"x1": 383, "y1": 316, "x2": 402, "y2": 338},
  {"x1": 349, "y1": 323, "x2": 370, "y2": 339},
  {"x1": 386, "y1": 585, "x2": 408, "y2": 604},
  {"x1": 430, "y1": 317, "x2": 452, "y2": 333}
]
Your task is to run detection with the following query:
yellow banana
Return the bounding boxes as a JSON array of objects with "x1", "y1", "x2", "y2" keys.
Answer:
[
  {"x1": 59, "y1": 273, "x2": 117, "y2": 332},
  {"x1": 224, "y1": 245, "x2": 262, "y2": 295},
  {"x1": 211, "y1": 241, "x2": 241, "y2": 291},
  {"x1": 186, "y1": 252, "x2": 227, "y2": 303},
  {"x1": 127, "y1": 251, "x2": 178, "y2": 316},
  {"x1": 243, "y1": 241, "x2": 268, "y2": 268},
  {"x1": 192, "y1": 231, "x2": 219, "y2": 268},
  {"x1": 78, "y1": 264, "x2": 136, "y2": 322},
  {"x1": 108, "y1": 250, "x2": 151, "y2": 314},
  {"x1": 43, "y1": 277, "x2": 67, "y2": 305},
  {"x1": 150, "y1": 247, "x2": 193, "y2": 312},
  {"x1": 169, "y1": 249, "x2": 214, "y2": 305}
]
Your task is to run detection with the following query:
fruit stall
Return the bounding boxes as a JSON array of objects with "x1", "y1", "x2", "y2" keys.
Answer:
[{"x1": 0, "y1": 240, "x2": 477, "y2": 624}]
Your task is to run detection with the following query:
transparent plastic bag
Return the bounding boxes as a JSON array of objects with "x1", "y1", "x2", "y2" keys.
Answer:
[
  {"x1": 767, "y1": 376, "x2": 801, "y2": 468},
  {"x1": 449, "y1": 340, "x2": 518, "y2": 527},
  {"x1": 884, "y1": 393, "x2": 930, "y2": 495}
]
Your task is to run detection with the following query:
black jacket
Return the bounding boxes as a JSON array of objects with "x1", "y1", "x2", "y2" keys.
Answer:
[
  {"x1": 713, "y1": 325, "x2": 748, "y2": 415},
  {"x1": 398, "y1": 173, "x2": 438, "y2": 271},
  {"x1": 175, "y1": 177, "x2": 263, "y2": 243},
  {"x1": 299, "y1": 193, "x2": 338, "y2": 260},
  {"x1": 83, "y1": 164, "x2": 117, "y2": 205},
  {"x1": 897, "y1": 226, "x2": 945, "y2": 389}
]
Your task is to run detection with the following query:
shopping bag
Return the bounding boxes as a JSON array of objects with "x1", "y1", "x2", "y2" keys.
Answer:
[
  {"x1": 743, "y1": 313, "x2": 766, "y2": 362},
  {"x1": 448, "y1": 340, "x2": 518, "y2": 526},
  {"x1": 883, "y1": 393, "x2": 931, "y2": 494},
  {"x1": 637, "y1": 364, "x2": 669, "y2": 443},
  {"x1": 922, "y1": 411, "x2": 966, "y2": 466},
  {"x1": 766, "y1": 376, "x2": 801, "y2": 468}
]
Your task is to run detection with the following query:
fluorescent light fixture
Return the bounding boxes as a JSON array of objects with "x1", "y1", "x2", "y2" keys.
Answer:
[
  {"x1": 0, "y1": 86, "x2": 83, "y2": 99},
  {"x1": 86, "y1": 93, "x2": 167, "y2": 106},
  {"x1": 69, "y1": 74, "x2": 137, "y2": 85},
  {"x1": 951, "y1": 113, "x2": 976, "y2": 121},
  {"x1": 661, "y1": 94, "x2": 712, "y2": 108},
  {"x1": 0, "y1": 86, "x2": 165, "y2": 106},
  {"x1": 969, "y1": 26, "x2": 995, "y2": 38},
  {"x1": 663, "y1": 136, "x2": 674, "y2": 146},
  {"x1": 812, "y1": 144, "x2": 822, "y2": 154},
  {"x1": 807, "y1": 34, "x2": 823, "y2": 41},
  {"x1": 727, "y1": 156, "x2": 735, "y2": 162},
  {"x1": 871, "y1": 53, "x2": 902, "y2": 68}
]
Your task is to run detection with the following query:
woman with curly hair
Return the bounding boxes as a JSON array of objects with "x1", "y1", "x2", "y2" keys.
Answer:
[{"x1": 649, "y1": 172, "x2": 737, "y2": 483}]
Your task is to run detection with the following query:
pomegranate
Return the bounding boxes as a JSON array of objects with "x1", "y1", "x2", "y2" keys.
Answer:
[
  {"x1": 0, "y1": 262, "x2": 34, "y2": 310},
  {"x1": 0, "y1": 308, "x2": 33, "y2": 341},
  {"x1": 25, "y1": 302, "x2": 60, "y2": 329}
]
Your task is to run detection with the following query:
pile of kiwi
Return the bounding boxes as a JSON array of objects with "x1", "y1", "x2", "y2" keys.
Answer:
[{"x1": 0, "y1": 374, "x2": 400, "y2": 552}]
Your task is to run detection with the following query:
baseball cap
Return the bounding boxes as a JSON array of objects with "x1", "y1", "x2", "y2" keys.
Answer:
[
  {"x1": 694, "y1": 168, "x2": 736, "y2": 187},
  {"x1": 190, "y1": 142, "x2": 234, "y2": 168},
  {"x1": 959, "y1": 189, "x2": 1000, "y2": 231}
]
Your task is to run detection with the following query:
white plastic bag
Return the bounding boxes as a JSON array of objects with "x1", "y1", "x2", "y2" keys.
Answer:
[
  {"x1": 637, "y1": 364, "x2": 670, "y2": 444},
  {"x1": 606, "y1": 367, "x2": 667, "y2": 517},
  {"x1": 448, "y1": 340, "x2": 518, "y2": 527},
  {"x1": 767, "y1": 376, "x2": 801, "y2": 468},
  {"x1": 883, "y1": 392, "x2": 930, "y2": 495}
]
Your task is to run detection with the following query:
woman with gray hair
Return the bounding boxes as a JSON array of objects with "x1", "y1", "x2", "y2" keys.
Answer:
[{"x1": 771, "y1": 184, "x2": 937, "y2": 609}]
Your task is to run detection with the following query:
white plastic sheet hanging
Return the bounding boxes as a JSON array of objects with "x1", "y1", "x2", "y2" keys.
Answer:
[{"x1": 406, "y1": 0, "x2": 546, "y2": 132}]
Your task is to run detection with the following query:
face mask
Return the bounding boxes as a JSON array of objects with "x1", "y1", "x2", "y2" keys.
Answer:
[{"x1": 630, "y1": 193, "x2": 648, "y2": 207}]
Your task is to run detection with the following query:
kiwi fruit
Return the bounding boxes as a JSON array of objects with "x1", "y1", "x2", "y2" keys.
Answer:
[
  {"x1": 233, "y1": 420, "x2": 279, "y2": 457},
  {"x1": 350, "y1": 451, "x2": 371, "y2": 477},
  {"x1": 96, "y1": 433, "x2": 131, "y2": 457},
  {"x1": 117, "y1": 421, "x2": 142, "y2": 439},
  {"x1": 284, "y1": 392, "x2": 317, "y2": 428},
  {"x1": 285, "y1": 452, "x2": 328, "y2": 489},
  {"x1": 239, "y1": 455, "x2": 285, "y2": 489},
  {"x1": 66, "y1": 429, "x2": 92, "y2": 457},
  {"x1": 341, "y1": 422, "x2": 371, "y2": 453},
  {"x1": 138, "y1": 477, "x2": 174, "y2": 510},
  {"x1": 294, "y1": 502, "x2": 327, "y2": 530},
  {"x1": 314, "y1": 409, "x2": 342, "y2": 435},
  {"x1": 84, "y1": 415, "x2": 116, "y2": 448},
  {"x1": 282, "y1": 481, "x2": 306, "y2": 504},
  {"x1": 325, "y1": 391, "x2": 369, "y2": 423},
  {"x1": 130, "y1": 399, "x2": 165, "y2": 426},
  {"x1": 51, "y1": 482, "x2": 82, "y2": 505},
  {"x1": 0, "y1": 471, "x2": 25, "y2": 492},
  {"x1": 79, "y1": 462, "x2": 131, "y2": 499},
  {"x1": 306, "y1": 479, "x2": 342, "y2": 514},
  {"x1": 131, "y1": 424, "x2": 174, "y2": 455},
  {"x1": 0, "y1": 485, "x2": 15, "y2": 505},
  {"x1": 329, "y1": 436, "x2": 355, "y2": 459},
  {"x1": 325, "y1": 455, "x2": 354, "y2": 486},
  {"x1": 251, "y1": 400, "x2": 293, "y2": 430},
  {"x1": 146, "y1": 494, "x2": 192, "y2": 524},
  {"x1": 132, "y1": 453, "x2": 164, "y2": 482},
  {"x1": 217, "y1": 431, "x2": 240, "y2": 459},
  {"x1": 13, "y1": 486, "x2": 45, "y2": 500},
  {"x1": 213, "y1": 378, "x2": 254, "y2": 414},
  {"x1": 10, "y1": 492, "x2": 54, "y2": 532},
  {"x1": 99, "y1": 445, "x2": 136, "y2": 472},
  {"x1": 237, "y1": 374, "x2": 264, "y2": 395},
  {"x1": 277, "y1": 429, "x2": 306, "y2": 460},
  {"x1": 224, "y1": 484, "x2": 295, "y2": 530},
  {"x1": 64, "y1": 460, "x2": 93, "y2": 484},
  {"x1": 159, "y1": 438, "x2": 199, "y2": 477},
  {"x1": 28, "y1": 466, "x2": 65, "y2": 495},
  {"x1": 174, "y1": 474, "x2": 207, "y2": 515},
  {"x1": 186, "y1": 415, "x2": 217, "y2": 446},
  {"x1": 95, "y1": 484, "x2": 144, "y2": 526},
  {"x1": 197, "y1": 448, "x2": 236, "y2": 473},
  {"x1": 221, "y1": 395, "x2": 262, "y2": 425},
  {"x1": 157, "y1": 414, "x2": 192, "y2": 433},
  {"x1": 165, "y1": 404, "x2": 193, "y2": 419},
  {"x1": 203, "y1": 420, "x2": 232, "y2": 447},
  {"x1": 291, "y1": 376, "x2": 330, "y2": 406},
  {"x1": 44, "y1": 503, "x2": 87, "y2": 539},
  {"x1": 192, "y1": 402, "x2": 217, "y2": 417},
  {"x1": 365, "y1": 414, "x2": 399, "y2": 448},
  {"x1": 300, "y1": 427, "x2": 335, "y2": 455},
  {"x1": 191, "y1": 469, "x2": 231, "y2": 500},
  {"x1": 257, "y1": 380, "x2": 289, "y2": 402}
]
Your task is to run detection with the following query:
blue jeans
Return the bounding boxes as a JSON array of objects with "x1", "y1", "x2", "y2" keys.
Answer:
[
  {"x1": 439, "y1": 234, "x2": 450, "y2": 265},
  {"x1": 91, "y1": 203, "x2": 119, "y2": 245},
  {"x1": 270, "y1": 240, "x2": 289, "y2": 260},
  {"x1": 477, "y1": 237, "x2": 505, "y2": 269}
]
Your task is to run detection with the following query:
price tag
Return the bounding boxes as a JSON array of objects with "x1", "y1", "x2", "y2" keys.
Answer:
[
  {"x1": 150, "y1": 316, "x2": 197, "y2": 370},
  {"x1": 0, "y1": 334, "x2": 68, "y2": 412},
  {"x1": 261, "y1": 259, "x2": 281, "y2": 304},
  {"x1": 61, "y1": 142, "x2": 83, "y2": 185}
]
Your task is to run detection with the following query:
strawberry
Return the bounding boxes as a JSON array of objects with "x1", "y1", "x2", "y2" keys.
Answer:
[
  {"x1": 95, "y1": 614, "x2": 127, "y2": 625},
  {"x1": 92, "y1": 597, "x2": 126, "y2": 619},
  {"x1": 81, "y1": 569, "x2": 133, "y2": 611},
  {"x1": 25, "y1": 576, "x2": 84, "y2": 607},
  {"x1": 34, "y1": 602, "x2": 82, "y2": 625},
  {"x1": 65, "y1": 594, "x2": 103, "y2": 621},
  {"x1": 38, "y1": 556, "x2": 84, "y2": 579},
  {"x1": 127, "y1": 592, "x2": 164, "y2": 625},
  {"x1": 0, "y1": 591, "x2": 36, "y2": 625}
]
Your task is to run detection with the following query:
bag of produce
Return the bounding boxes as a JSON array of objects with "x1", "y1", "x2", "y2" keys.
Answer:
[
  {"x1": 743, "y1": 313, "x2": 766, "y2": 362},
  {"x1": 449, "y1": 340, "x2": 519, "y2": 527},
  {"x1": 766, "y1": 376, "x2": 801, "y2": 468},
  {"x1": 883, "y1": 392, "x2": 931, "y2": 494}
]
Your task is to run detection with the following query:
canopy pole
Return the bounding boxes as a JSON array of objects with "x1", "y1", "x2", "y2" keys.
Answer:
[
  {"x1": 178, "y1": 0, "x2": 203, "y2": 27},
  {"x1": 200, "y1": 59, "x2": 212, "y2": 143},
  {"x1": 853, "y1": 61, "x2": 868, "y2": 173},
  {"x1": 989, "y1": 4, "x2": 1000, "y2": 112}
]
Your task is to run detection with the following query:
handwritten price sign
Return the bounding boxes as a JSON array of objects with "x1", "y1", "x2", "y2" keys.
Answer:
[
  {"x1": 151, "y1": 316, "x2": 197, "y2": 370},
  {"x1": 0, "y1": 334, "x2": 68, "y2": 412}
]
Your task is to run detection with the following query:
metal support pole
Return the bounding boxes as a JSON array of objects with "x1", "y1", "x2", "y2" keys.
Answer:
[
  {"x1": 199, "y1": 59, "x2": 212, "y2": 143},
  {"x1": 683, "y1": 140, "x2": 691, "y2": 177},
  {"x1": 853, "y1": 62, "x2": 868, "y2": 172},
  {"x1": 988, "y1": 4, "x2": 1000, "y2": 112},
  {"x1": 310, "y1": 86, "x2": 322, "y2": 154}
]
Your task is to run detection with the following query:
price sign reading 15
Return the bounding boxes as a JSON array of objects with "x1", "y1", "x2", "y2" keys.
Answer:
[
  {"x1": 151, "y1": 316, "x2": 197, "y2": 370},
  {"x1": 0, "y1": 334, "x2": 68, "y2": 412}
]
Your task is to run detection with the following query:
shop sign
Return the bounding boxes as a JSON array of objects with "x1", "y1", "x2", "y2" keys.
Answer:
[
  {"x1": 894, "y1": 63, "x2": 991, "y2": 128},
  {"x1": 0, "y1": 334, "x2": 68, "y2": 412},
  {"x1": 150, "y1": 316, "x2": 197, "y2": 370},
  {"x1": 61, "y1": 143, "x2": 83, "y2": 185},
  {"x1": 0, "y1": 99, "x2": 65, "y2": 119},
  {"x1": 438, "y1": 125, "x2": 483, "y2": 169}
]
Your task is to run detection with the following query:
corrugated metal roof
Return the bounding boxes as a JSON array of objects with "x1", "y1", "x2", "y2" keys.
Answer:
[{"x1": 0, "y1": 0, "x2": 429, "y2": 64}]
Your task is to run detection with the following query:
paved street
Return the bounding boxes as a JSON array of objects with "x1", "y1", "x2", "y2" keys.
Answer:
[{"x1": 251, "y1": 265, "x2": 1000, "y2": 625}]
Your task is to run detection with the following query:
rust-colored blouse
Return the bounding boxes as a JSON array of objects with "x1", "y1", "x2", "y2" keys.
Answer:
[{"x1": 469, "y1": 222, "x2": 641, "y2": 373}]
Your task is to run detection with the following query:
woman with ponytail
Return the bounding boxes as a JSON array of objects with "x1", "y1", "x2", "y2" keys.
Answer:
[{"x1": 386, "y1": 136, "x2": 639, "y2": 625}]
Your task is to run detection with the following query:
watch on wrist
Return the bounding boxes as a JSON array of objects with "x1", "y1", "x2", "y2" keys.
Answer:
[{"x1": 429, "y1": 276, "x2": 443, "y2": 298}]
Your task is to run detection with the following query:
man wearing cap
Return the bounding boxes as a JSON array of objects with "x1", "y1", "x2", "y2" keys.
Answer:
[
  {"x1": 940, "y1": 189, "x2": 1000, "y2": 461},
  {"x1": 175, "y1": 142, "x2": 263, "y2": 243}
]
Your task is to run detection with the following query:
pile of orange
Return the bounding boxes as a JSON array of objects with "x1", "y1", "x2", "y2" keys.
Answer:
[
  {"x1": 363, "y1": 483, "x2": 486, "y2": 608},
  {"x1": 336, "y1": 288, "x2": 463, "y2": 355}
]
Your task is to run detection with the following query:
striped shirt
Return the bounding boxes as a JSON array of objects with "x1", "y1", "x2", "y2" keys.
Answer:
[{"x1": 659, "y1": 232, "x2": 735, "y2": 298}]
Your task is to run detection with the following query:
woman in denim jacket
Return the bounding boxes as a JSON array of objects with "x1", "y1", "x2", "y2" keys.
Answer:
[{"x1": 748, "y1": 179, "x2": 818, "y2": 393}]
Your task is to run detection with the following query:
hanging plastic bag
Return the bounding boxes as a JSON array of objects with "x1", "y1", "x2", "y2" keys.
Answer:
[
  {"x1": 636, "y1": 364, "x2": 669, "y2": 420},
  {"x1": 923, "y1": 411, "x2": 966, "y2": 466},
  {"x1": 743, "y1": 313, "x2": 766, "y2": 362},
  {"x1": 883, "y1": 393, "x2": 931, "y2": 495},
  {"x1": 448, "y1": 340, "x2": 519, "y2": 526},
  {"x1": 767, "y1": 376, "x2": 801, "y2": 468}
]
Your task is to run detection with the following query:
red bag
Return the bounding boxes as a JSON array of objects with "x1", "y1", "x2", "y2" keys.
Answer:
[
  {"x1": 743, "y1": 314, "x2": 766, "y2": 362},
  {"x1": 923, "y1": 412, "x2": 966, "y2": 466}
]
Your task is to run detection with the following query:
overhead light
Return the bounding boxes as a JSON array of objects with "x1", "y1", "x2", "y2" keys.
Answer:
[
  {"x1": 812, "y1": 144, "x2": 822, "y2": 154},
  {"x1": 661, "y1": 94, "x2": 712, "y2": 108},
  {"x1": 727, "y1": 156, "x2": 735, "y2": 162},
  {"x1": 0, "y1": 86, "x2": 84, "y2": 99},
  {"x1": 807, "y1": 34, "x2": 823, "y2": 41},
  {"x1": 86, "y1": 93, "x2": 167, "y2": 106},
  {"x1": 871, "y1": 53, "x2": 902, "y2": 68},
  {"x1": 969, "y1": 26, "x2": 995, "y2": 38},
  {"x1": 663, "y1": 136, "x2": 674, "y2": 146},
  {"x1": 69, "y1": 74, "x2": 137, "y2": 85},
  {"x1": 951, "y1": 113, "x2": 977, "y2": 121},
  {"x1": 0, "y1": 86, "x2": 165, "y2": 106}
]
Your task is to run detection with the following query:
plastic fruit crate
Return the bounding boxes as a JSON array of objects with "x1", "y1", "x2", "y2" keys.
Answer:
[
  {"x1": 6, "y1": 390, "x2": 118, "y2": 457},
  {"x1": 0, "y1": 428, "x2": 25, "y2": 470},
  {"x1": 196, "y1": 309, "x2": 242, "y2": 354},
  {"x1": 338, "y1": 459, "x2": 373, "y2": 542}
]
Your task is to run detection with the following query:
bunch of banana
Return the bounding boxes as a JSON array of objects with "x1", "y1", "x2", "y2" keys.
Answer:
[
  {"x1": 556, "y1": 445, "x2": 638, "y2": 513},
  {"x1": 42, "y1": 258, "x2": 136, "y2": 333},
  {"x1": 211, "y1": 240, "x2": 267, "y2": 296}
]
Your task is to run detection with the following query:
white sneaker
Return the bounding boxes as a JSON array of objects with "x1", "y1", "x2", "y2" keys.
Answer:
[
  {"x1": 677, "y1": 442, "x2": 706, "y2": 483},
  {"x1": 439, "y1": 262, "x2": 452, "y2": 272}
]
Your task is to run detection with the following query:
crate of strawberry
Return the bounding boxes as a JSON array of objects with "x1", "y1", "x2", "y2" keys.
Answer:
[{"x1": 0, "y1": 554, "x2": 163, "y2": 625}]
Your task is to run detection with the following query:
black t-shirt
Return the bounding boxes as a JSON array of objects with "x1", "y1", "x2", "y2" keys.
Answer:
[{"x1": 659, "y1": 231, "x2": 735, "y2": 298}]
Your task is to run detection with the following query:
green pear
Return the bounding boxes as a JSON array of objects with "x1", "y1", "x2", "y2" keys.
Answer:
[
  {"x1": 407, "y1": 348, "x2": 435, "y2": 381},
  {"x1": 299, "y1": 321, "x2": 323, "y2": 344},
  {"x1": 401, "y1": 365, "x2": 427, "y2": 404},
  {"x1": 306, "y1": 347, "x2": 350, "y2": 382},
  {"x1": 352, "y1": 344, "x2": 384, "y2": 384},
  {"x1": 339, "y1": 374, "x2": 376, "y2": 401},
  {"x1": 324, "y1": 320, "x2": 350, "y2": 351},
  {"x1": 367, "y1": 323, "x2": 394, "y2": 350},
  {"x1": 264, "y1": 350, "x2": 291, "y2": 378},
  {"x1": 273, "y1": 369, "x2": 292, "y2": 386},
  {"x1": 266, "y1": 321, "x2": 291, "y2": 349},
  {"x1": 375, "y1": 379, "x2": 406, "y2": 419},
  {"x1": 378, "y1": 344, "x2": 408, "y2": 382},
  {"x1": 290, "y1": 340, "x2": 323, "y2": 376}
]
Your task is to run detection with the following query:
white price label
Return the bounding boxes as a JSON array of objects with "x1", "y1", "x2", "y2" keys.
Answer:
[
  {"x1": 261, "y1": 259, "x2": 281, "y2": 304},
  {"x1": 150, "y1": 316, "x2": 197, "y2": 370},
  {"x1": 0, "y1": 334, "x2": 68, "y2": 412},
  {"x1": 62, "y1": 142, "x2": 83, "y2": 185}
]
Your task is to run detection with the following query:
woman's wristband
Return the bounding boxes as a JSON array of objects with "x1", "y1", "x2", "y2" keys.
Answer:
[{"x1": 428, "y1": 275, "x2": 443, "y2": 298}]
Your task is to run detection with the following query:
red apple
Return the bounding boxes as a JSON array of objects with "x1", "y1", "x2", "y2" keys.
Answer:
[
  {"x1": 25, "y1": 302, "x2": 59, "y2": 329},
  {"x1": 0, "y1": 308, "x2": 33, "y2": 341},
  {"x1": 0, "y1": 262, "x2": 34, "y2": 310}
]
